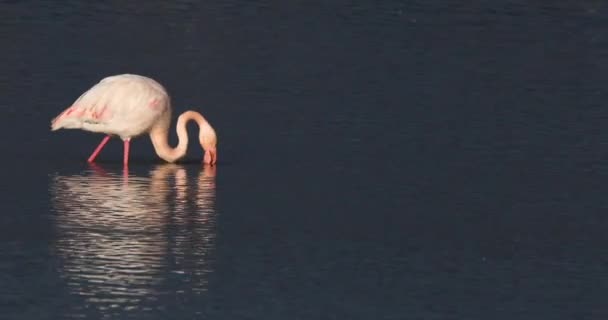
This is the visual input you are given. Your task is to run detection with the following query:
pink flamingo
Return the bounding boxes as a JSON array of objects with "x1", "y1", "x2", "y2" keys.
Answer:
[{"x1": 50, "y1": 74, "x2": 218, "y2": 166}]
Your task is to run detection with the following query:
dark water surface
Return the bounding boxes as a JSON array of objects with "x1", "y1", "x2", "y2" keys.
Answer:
[{"x1": 2, "y1": 1, "x2": 608, "y2": 319}]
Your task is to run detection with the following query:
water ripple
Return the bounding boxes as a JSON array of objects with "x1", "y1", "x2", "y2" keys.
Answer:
[{"x1": 49, "y1": 164, "x2": 217, "y2": 315}]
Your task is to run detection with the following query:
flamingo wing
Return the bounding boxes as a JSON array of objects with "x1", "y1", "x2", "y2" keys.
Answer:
[{"x1": 51, "y1": 81, "x2": 118, "y2": 131}]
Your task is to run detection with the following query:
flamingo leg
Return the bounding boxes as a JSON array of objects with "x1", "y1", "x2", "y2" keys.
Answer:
[
  {"x1": 88, "y1": 135, "x2": 111, "y2": 163},
  {"x1": 123, "y1": 138, "x2": 131, "y2": 166}
]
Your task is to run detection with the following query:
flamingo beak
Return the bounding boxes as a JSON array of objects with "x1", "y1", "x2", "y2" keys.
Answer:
[{"x1": 204, "y1": 149, "x2": 217, "y2": 165}]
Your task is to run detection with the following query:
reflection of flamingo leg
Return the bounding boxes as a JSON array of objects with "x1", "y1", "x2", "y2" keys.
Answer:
[
  {"x1": 123, "y1": 166, "x2": 129, "y2": 185},
  {"x1": 88, "y1": 163, "x2": 108, "y2": 176},
  {"x1": 123, "y1": 138, "x2": 131, "y2": 166},
  {"x1": 88, "y1": 135, "x2": 111, "y2": 163}
]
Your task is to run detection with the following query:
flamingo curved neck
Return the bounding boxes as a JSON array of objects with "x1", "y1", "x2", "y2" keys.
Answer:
[{"x1": 149, "y1": 110, "x2": 216, "y2": 163}]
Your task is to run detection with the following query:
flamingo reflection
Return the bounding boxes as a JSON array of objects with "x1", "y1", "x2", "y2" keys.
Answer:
[{"x1": 49, "y1": 164, "x2": 217, "y2": 313}]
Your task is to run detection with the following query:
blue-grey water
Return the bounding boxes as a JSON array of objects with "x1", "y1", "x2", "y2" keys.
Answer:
[{"x1": 2, "y1": 1, "x2": 608, "y2": 319}]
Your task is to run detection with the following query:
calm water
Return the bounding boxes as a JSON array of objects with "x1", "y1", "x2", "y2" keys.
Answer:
[{"x1": 2, "y1": 1, "x2": 608, "y2": 319}]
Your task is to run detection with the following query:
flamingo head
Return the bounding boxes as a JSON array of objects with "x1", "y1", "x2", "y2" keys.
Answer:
[{"x1": 203, "y1": 147, "x2": 217, "y2": 165}]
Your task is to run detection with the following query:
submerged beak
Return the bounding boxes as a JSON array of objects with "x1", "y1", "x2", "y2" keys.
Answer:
[{"x1": 204, "y1": 148, "x2": 217, "y2": 165}]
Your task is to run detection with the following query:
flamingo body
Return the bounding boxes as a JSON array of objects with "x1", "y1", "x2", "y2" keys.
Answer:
[
  {"x1": 51, "y1": 74, "x2": 217, "y2": 165},
  {"x1": 52, "y1": 74, "x2": 169, "y2": 139}
]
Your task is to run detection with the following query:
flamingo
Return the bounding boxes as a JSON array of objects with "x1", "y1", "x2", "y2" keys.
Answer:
[{"x1": 50, "y1": 74, "x2": 217, "y2": 166}]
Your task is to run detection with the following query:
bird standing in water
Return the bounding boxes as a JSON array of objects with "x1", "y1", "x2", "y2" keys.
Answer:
[{"x1": 50, "y1": 74, "x2": 217, "y2": 166}]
